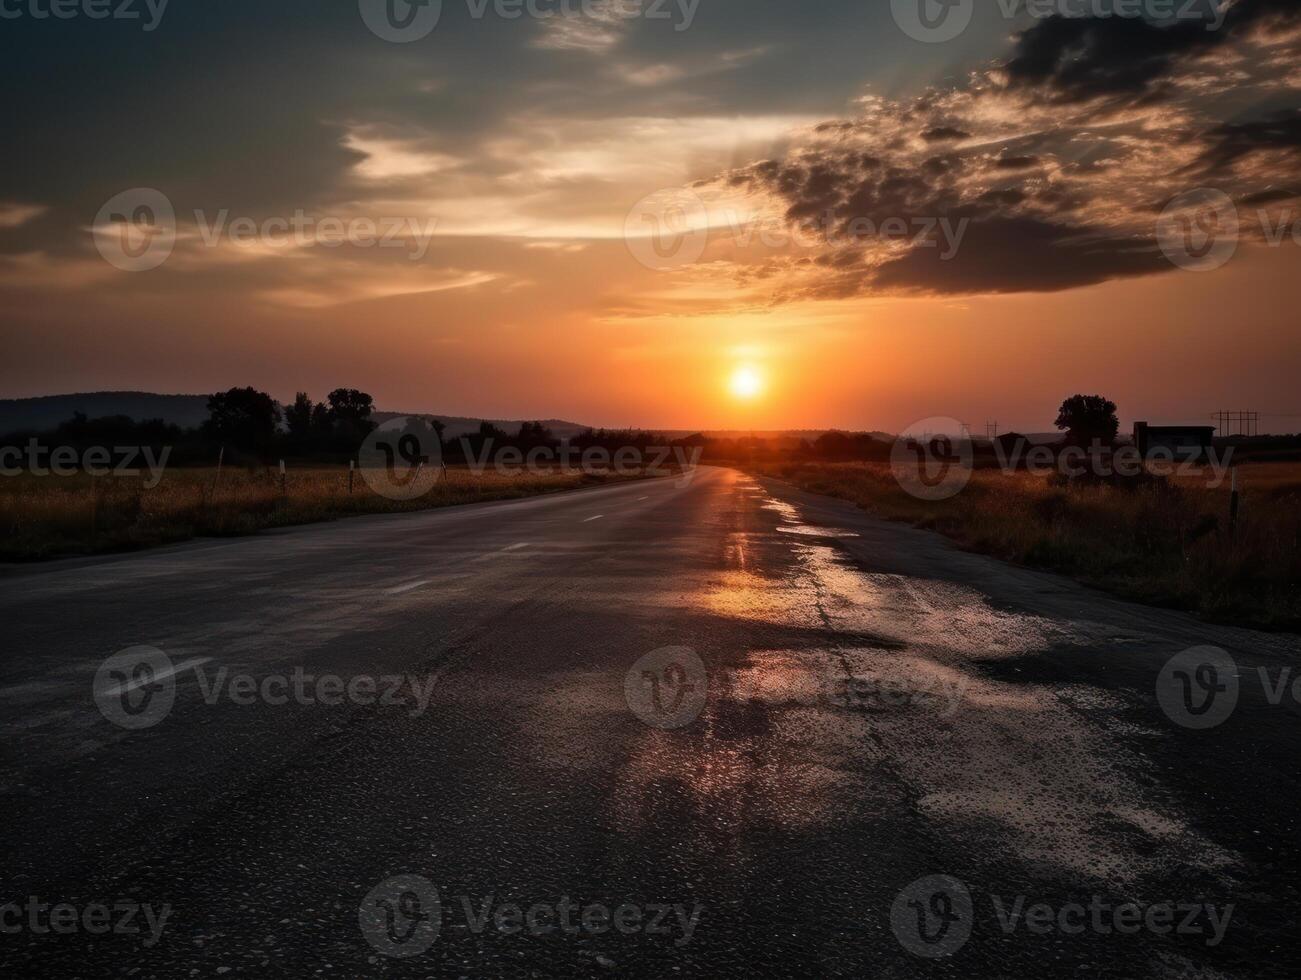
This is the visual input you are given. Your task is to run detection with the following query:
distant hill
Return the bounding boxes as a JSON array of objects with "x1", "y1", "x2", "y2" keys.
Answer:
[
  {"x1": 0, "y1": 392, "x2": 594, "y2": 441},
  {"x1": 372, "y1": 412, "x2": 592, "y2": 441},
  {"x1": 2, "y1": 392, "x2": 1061, "y2": 443},
  {"x1": 0, "y1": 392, "x2": 212, "y2": 435}
]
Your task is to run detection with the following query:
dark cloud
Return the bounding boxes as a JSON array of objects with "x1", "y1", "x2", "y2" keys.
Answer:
[
  {"x1": 1192, "y1": 108, "x2": 1301, "y2": 175},
  {"x1": 872, "y1": 217, "x2": 1169, "y2": 294},
  {"x1": 1005, "y1": 0, "x2": 1301, "y2": 104},
  {"x1": 699, "y1": 0, "x2": 1301, "y2": 301},
  {"x1": 921, "y1": 126, "x2": 971, "y2": 142},
  {"x1": 1241, "y1": 187, "x2": 1301, "y2": 205},
  {"x1": 995, "y1": 155, "x2": 1041, "y2": 169}
]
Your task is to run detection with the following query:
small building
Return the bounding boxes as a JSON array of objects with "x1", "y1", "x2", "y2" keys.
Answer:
[{"x1": 1133, "y1": 422, "x2": 1216, "y2": 461}]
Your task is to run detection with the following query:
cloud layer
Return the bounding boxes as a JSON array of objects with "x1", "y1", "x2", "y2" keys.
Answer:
[{"x1": 692, "y1": 0, "x2": 1301, "y2": 300}]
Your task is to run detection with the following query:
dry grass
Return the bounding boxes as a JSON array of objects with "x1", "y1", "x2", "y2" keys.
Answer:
[
  {"x1": 0, "y1": 464, "x2": 652, "y2": 561},
  {"x1": 759, "y1": 460, "x2": 1301, "y2": 631}
]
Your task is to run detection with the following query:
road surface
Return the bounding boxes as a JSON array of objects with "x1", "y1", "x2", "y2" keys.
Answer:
[{"x1": 2, "y1": 467, "x2": 1297, "y2": 977}]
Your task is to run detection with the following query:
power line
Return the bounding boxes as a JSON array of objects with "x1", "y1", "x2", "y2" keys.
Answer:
[{"x1": 1214, "y1": 411, "x2": 1259, "y2": 437}]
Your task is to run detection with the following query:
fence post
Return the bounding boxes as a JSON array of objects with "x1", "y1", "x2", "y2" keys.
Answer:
[
  {"x1": 349, "y1": 459, "x2": 355, "y2": 494},
  {"x1": 1229, "y1": 467, "x2": 1240, "y2": 535},
  {"x1": 279, "y1": 459, "x2": 287, "y2": 500}
]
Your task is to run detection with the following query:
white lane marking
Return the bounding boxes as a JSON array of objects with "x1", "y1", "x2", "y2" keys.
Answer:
[
  {"x1": 385, "y1": 579, "x2": 431, "y2": 595},
  {"x1": 582, "y1": 515, "x2": 605, "y2": 522},
  {"x1": 474, "y1": 542, "x2": 531, "y2": 563},
  {"x1": 636, "y1": 496, "x2": 649, "y2": 501},
  {"x1": 101, "y1": 657, "x2": 213, "y2": 698}
]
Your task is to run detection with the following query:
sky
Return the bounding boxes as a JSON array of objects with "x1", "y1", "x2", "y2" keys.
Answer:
[{"x1": 1, "y1": 0, "x2": 1299, "y2": 433}]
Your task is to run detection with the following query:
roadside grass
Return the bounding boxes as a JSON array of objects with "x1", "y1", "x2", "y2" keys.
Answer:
[
  {"x1": 0, "y1": 464, "x2": 653, "y2": 561},
  {"x1": 757, "y1": 460, "x2": 1301, "y2": 631}
]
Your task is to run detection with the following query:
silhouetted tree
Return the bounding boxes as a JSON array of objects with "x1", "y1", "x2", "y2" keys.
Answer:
[
  {"x1": 327, "y1": 388, "x2": 374, "y2": 427},
  {"x1": 285, "y1": 392, "x2": 314, "y2": 441},
  {"x1": 322, "y1": 388, "x2": 376, "y2": 450},
  {"x1": 1055, "y1": 394, "x2": 1119, "y2": 447},
  {"x1": 515, "y1": 421, "x2": 556, "y2": 451},
  {"x1": 310, "y1": 402, "x2": 332, "y2": 435},
  {"x1": 202, "y1": 387, "x2": 281, "y2": 453},
  {"x1": 814, "y1": 430, "x2": 855, "y2": 460}
]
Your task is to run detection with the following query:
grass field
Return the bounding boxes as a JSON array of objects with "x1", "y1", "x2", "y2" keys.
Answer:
[
  {"x1": 758, "y1": 460, "x2": 1301, "y2": 631},
  {"x1": 0, "y1": 464, "x2": 655, "y2": 561}
]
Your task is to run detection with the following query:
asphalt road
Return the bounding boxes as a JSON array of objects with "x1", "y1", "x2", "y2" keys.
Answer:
[{"x1": 2, "y1": 466, "x2": 1298, "y2": 978}]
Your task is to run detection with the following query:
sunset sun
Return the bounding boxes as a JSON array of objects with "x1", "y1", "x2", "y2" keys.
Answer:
[{"x1": 729, "y1": 366, "x2": 764, "y2": 400}]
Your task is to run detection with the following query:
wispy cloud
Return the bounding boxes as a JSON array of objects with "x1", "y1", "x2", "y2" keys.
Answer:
[{"x1": 0, "y1": 202, "x2": 47, "y2": 228}]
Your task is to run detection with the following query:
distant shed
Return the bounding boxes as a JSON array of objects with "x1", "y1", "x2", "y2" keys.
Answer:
[{"x1": 1133, "y1": 422, "x2": 1216, "y2": 461}]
